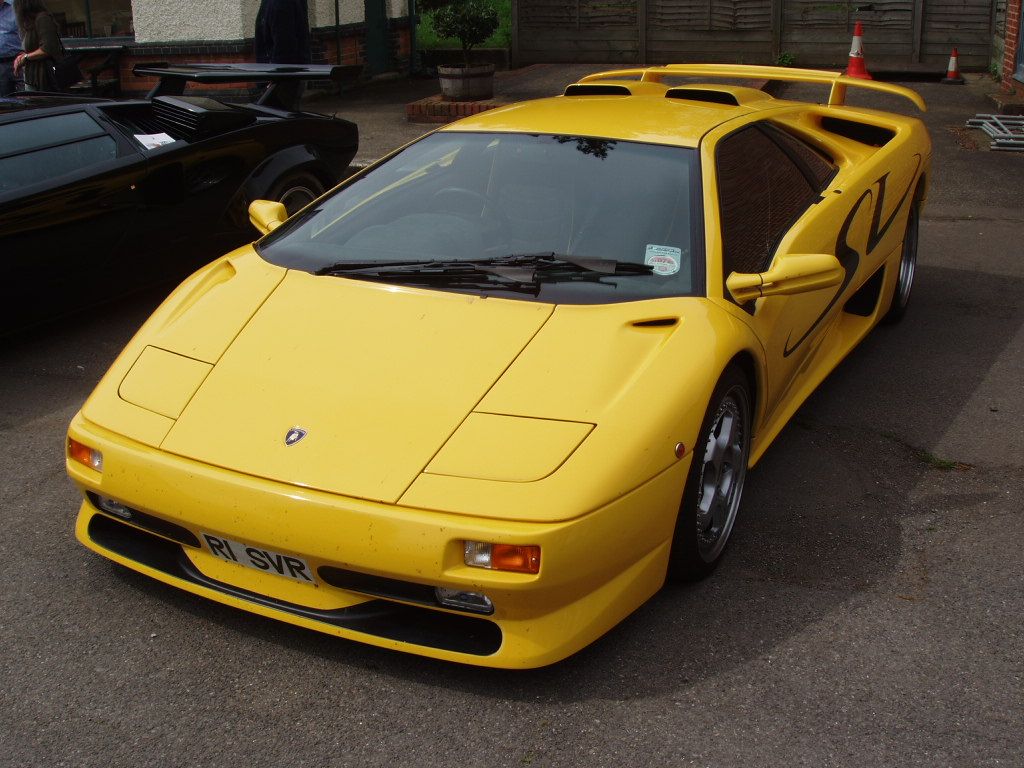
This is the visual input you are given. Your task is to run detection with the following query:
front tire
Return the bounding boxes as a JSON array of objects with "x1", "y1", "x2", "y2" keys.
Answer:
[{"x1": 667, "y1": 365, "x2": 752, "y2": 582}]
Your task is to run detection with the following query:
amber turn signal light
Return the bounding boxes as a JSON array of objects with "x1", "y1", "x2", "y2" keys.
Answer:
[
  {"x1": 464, "y1": 541, "x2": 541, "y2": 574},
  {"x1": 68, "y1": 438, "x2": 103, "y2": 472}
]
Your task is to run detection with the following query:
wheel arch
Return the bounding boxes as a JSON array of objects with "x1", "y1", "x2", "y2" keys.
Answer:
[
  {"x1": 242, "y1": 145, "x2": 334, "y2": 202},
  {"x1": 725, "y1": 349, "x2": 763, "y2": 441},
  {"x1": 224, "y1": 146, "x2": 335, "y2": 229}
]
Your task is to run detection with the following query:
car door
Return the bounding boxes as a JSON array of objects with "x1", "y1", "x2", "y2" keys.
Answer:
[
  {"x1": 0, "y1": 108, "x2": 146, "y2": 331},
  {"x1": 114, "y1": 135, "x2": 259, "y2": 289},
  {"x1": 709, "y1": 120, "x2": 840, "y2": 423}
]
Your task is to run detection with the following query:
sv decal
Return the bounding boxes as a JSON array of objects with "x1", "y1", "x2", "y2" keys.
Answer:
[{"x1": 782, "y1": 155, "x2": 921, "y2": 358}]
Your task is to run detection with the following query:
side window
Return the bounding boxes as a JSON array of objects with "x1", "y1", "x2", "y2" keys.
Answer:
[
  {"x1": 0, "y1": 112, "x2": 117, "y2": 194},
  {"x1": 716, "y1": 124, "x2": 820, "y2": 280}
]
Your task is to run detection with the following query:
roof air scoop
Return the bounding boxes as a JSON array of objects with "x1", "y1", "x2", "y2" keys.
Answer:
[
  {"x1": 564, "y1": 84, "x2": 633, "y2": 97},
  {"x1": 665, "y1": 88, "x2": 740, "y2": 106}
]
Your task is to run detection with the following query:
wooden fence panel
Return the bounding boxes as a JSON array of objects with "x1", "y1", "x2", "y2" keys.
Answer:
[
  {"x1": 514, "y1": 0, "x2": 994, "y2": 69},
  {"x1": 518, "y1": 0, "x2": 639, "y2": 62}
]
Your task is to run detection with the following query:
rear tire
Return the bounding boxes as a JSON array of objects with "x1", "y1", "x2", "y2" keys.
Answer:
[
  {"x1": 667, "y1": 365, "x2": 752, "y2": 582},
  {"x1": 882, "y1": 204, "x2": 919, "y2": 324},
  {"x1": 269, "y1": 170, "x2": 325, "y2": 217}
]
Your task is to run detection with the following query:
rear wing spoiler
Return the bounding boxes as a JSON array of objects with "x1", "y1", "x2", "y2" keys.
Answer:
[
  {"x1": 576, "y1": 64, "x2": 926, "y2": 112},
  {"x1": 133, "y1": 62, "x2": 363, "y2": 110}
]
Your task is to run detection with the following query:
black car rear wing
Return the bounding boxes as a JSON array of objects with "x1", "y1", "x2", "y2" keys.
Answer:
[
  {"x1": 576, "y1": 64, "x2": 927, "y2": 112},
  {"x1": 133, "y1": 63, "x2": 363, "y2": 111}
]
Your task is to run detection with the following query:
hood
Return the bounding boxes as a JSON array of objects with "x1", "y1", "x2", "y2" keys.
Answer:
[{"x1": 160, "y1": 271, "x2": 553, "y2": 503}]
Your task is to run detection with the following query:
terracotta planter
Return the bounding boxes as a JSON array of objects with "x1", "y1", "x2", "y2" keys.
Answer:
[{"x1": 438, "y1": 63, "x2": 495, "y2": 101}]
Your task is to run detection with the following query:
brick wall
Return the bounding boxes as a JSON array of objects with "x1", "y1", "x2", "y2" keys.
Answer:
[{"x1": 1004, "y1": 0, "x2": 1022, "y2": 94}]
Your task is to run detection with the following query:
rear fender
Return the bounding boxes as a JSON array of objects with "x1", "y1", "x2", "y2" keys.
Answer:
[
  {"x1": 243, "y1": 145, "x2": 333, "y2": 202},
  {"x1": 226, "y1": 145, "x2": 336, "y2": 229}
]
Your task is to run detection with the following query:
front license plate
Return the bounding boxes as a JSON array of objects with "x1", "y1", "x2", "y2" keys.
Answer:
[{"x1": 201, "y1": 533, "x2": 316, "y2": 585}]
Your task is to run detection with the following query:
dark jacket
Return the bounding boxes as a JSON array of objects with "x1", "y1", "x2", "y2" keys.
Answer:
[
  {"x1": 22, "y1": 12, "x2": 62, "y2": 90},
  {"x1": 254, "y1": 0, "x2": 311, "y2": 64}
]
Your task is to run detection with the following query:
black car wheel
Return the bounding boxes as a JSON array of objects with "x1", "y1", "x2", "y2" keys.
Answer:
[
  {"x1": 667, "y1": 365, "x2": 752, "y2": 582},
  {"x1": 270, "y1": 170, "x2": 325, "y2": 216},
  {"x1": 882, "y1": 204, "x2": 919, "y2": 324}
]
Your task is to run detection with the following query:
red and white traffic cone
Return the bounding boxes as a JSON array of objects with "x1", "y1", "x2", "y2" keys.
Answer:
[
  {"x1": 942, "y1": 47, "x2": 965, "y2": 84},
  {"x1": 844, "y1": 21, "x2": 873, "y2": 80}
]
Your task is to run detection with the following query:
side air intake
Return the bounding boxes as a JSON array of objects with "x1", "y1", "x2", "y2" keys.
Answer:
[{"x1": 564, "y1": 84, "x2": 633, "y2": 96}]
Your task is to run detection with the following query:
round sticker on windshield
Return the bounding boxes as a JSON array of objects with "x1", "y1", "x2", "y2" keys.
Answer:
[{"x1": 645, "y1": 244, "x2": 681, "y2": 276}]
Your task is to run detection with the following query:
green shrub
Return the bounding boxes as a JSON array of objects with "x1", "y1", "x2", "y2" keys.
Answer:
[
  {"x1": 425, "y1": 0, "x2": 502, "y2": 64},
  {"x1": 418, "y1": 0, "x2": 511, "y2": 51}
]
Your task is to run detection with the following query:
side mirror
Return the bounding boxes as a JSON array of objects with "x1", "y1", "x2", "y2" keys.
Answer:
[
  {"x1": 248, "y1": 199, "x2": 288, "y2": 236},
  {"x1": 726, "y1": 253, "x2": 844, "y2": 304}
]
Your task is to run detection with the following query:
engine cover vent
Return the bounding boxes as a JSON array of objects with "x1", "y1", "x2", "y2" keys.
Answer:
[{"x1": 152, "y1": 95, "x2": 256, "y2": 141}]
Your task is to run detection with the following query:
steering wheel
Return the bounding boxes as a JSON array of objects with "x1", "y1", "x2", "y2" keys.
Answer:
[{"x1": 431, "y1": 187, "x2": 488, "y2": 217}]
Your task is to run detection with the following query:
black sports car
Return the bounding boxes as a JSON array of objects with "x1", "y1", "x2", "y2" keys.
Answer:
[{"x1": 0, "y1": 63, "x2": 358, "y2": 333}]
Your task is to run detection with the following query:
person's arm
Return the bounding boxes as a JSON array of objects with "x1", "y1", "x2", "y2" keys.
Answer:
[
  {"x1": 13, "y1": 14, "x2": 60, "y2": 73},
  {"x1": 35, "y1": 13, "x2": 61, "y2": 59}
]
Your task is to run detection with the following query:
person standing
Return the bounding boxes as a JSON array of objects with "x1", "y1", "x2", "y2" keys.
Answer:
[
  {"x1": 12, "y1": 0, "x2": 62, "y2": 91},
  {"x1": 0, "y1": 0, "x2": 23, "y2": 96},
  {"x1": 254, "y1": 0, "x2": 312, "y2": 64}
]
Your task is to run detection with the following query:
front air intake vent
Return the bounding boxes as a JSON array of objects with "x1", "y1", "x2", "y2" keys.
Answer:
[
  {"x1": 152, "y1": 95, "x2": 256, "y2": 141},
  {"x1": 564, "y1": 84, "x2": 633, "y2": 96},
  {"x1": 665, "y1": 88, "x2": 740, "y2": 106},
  {"x1": 631, "y1": 317, "x2": 679, "y2": 328}
]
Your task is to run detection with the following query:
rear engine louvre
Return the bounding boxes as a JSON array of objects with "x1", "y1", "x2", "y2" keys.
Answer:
[{"x1": 151, "y1": 95, "x2": 256, "y2": 141}]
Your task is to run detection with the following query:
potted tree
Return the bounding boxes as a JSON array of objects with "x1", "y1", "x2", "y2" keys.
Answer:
[{"x1": 428, "y1": 0, "x2": 499, "y2": 100}]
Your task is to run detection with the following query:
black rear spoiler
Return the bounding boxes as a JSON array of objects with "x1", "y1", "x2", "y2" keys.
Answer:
[{"x1": 133, "y1": 62, "x2": 363, "y2": 110}]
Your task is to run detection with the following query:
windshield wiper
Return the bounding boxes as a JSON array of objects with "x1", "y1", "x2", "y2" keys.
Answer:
[
  {"x1": 315, "y1": 259, "x2": 502, "y2": 277},
  {"x1": 488, "y1": 252, "x2": 654, "y2": 277},
  {"x1": 314, "y1": 253, "x2": 653, "y2": 283}
]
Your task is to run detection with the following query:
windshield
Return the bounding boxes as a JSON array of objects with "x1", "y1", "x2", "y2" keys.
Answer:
[{"x1": 258, "y1": 132, "x2": 702, "y2": 304}]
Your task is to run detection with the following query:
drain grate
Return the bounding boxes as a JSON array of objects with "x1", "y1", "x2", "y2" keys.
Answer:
[{"x1": 965, "y1": 114, "x2": 1024, "y2": 151}]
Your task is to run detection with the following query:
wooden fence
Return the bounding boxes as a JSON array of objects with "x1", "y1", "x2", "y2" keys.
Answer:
[{"x1": 513, "y1": 0, "x2": 996, "y2": 70}]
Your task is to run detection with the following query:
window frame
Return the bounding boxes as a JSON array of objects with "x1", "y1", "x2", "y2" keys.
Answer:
[
  {"x1": 258, "y1": 130, "x2": 709, "y2": 304},
  {"x1": 0, "y1": 109, "x2": 139, "y2": 200},
  {"x1": 714, "y1": 120, "x2": 835, "y2": 293},
  {"x1": 0, "y1": 112, "x2": 110, "y2": 162}
]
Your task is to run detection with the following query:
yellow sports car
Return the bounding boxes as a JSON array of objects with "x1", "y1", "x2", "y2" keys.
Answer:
[{"x1": 66, "y1": 65, "x2": 930, "y2": 668}]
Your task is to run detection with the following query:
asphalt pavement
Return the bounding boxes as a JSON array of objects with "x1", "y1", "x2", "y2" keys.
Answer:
[{"x1": 1, "y1": 68, "x2": 1021, "y2": 767}]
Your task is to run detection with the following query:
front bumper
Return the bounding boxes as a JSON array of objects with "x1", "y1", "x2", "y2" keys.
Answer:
[{"x1": 68, "y1": 412, "x2": 686, "y2": 668}]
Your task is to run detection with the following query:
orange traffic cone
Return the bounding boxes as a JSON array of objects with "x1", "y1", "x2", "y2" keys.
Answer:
[
  {"x1": 942, "y1": 47, "x2": 965, "y2": 84},
  {"x1": 844, "y1": 21, "x2": 873, "y2": 80}
]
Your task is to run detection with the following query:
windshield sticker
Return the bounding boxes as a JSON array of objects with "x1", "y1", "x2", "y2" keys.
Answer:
[{"x1": 645, "y1": 244, "x2": 681, "y2": 276}]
